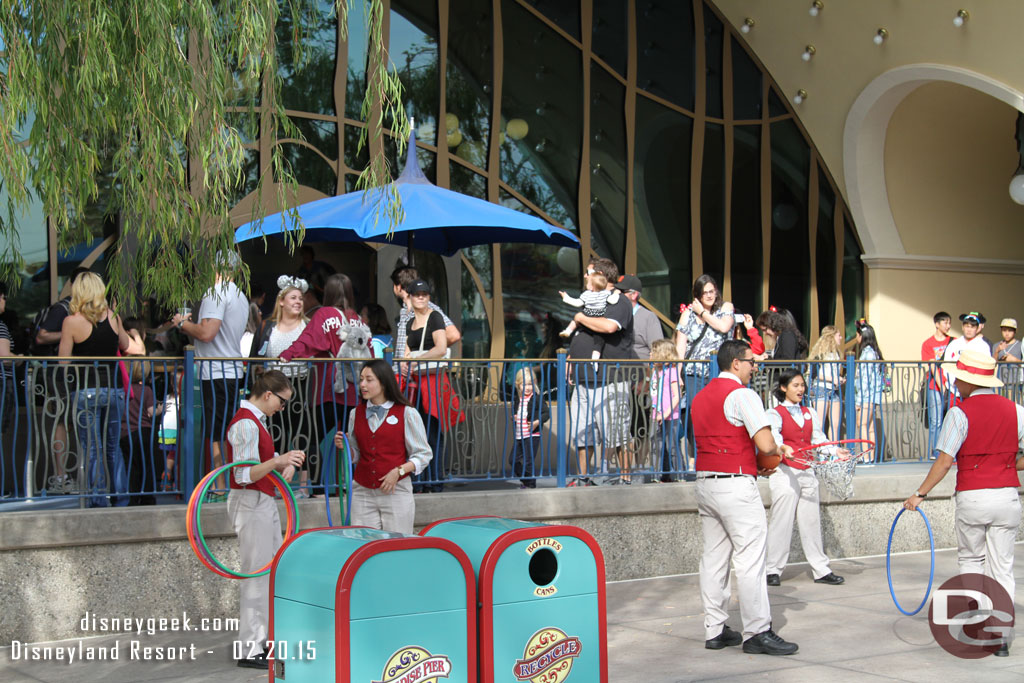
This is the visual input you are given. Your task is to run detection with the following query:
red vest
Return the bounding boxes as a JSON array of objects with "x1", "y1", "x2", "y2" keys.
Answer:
[
  {"x1": 692, "y1": 377, "x2": 758, "y2": 475},
  {"x1": 226, "y1": 408, "x2": 276, "y2": 497},
  {"x1": 955, "y1": 393, "x2": 1021, "y2": 491},
  {"x1": 775, "y1": 405, "x2": 813, "y2": 470},
  {"x1": 353, "y1": 402, "x2": 409, "y2": 489}
]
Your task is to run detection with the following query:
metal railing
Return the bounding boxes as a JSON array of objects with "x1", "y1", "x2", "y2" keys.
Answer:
[{"x1": 0, "y1": 351, "x2": 1004, "y2": 505}]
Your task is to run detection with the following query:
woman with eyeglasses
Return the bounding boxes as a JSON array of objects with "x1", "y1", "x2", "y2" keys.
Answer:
[
  {"x1": 225, "y1": 367, "x2": 305, "y2": 669},
  {"x1": 337, "y1": 359, "x2": 432, "y2": 534}
]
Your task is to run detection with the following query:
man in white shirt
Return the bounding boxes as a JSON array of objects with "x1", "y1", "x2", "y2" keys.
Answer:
[
  {"x1": 691, "y1": 340, "x2": 797, "y2": 656},
  {"x1": 173, "y1": 251, "x2": 250, "y2": 494},
  {"x1": 942, "y1": 312, "x2": 992, "y2": 396}
]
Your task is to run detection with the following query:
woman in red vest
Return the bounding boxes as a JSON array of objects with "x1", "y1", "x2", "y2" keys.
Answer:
[
  {"x1": 337, "y1": 359, "x2": 432, "y2": 534},
  {"x1": 225, "y1": 368, "x2": 306, "y2": 669},
  {"x1": 765, "y1": 369, "x2": 846, "y2": 587}
]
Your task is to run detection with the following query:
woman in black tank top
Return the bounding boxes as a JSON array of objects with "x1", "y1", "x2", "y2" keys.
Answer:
[{"x1": 58, "y1": 273, "x2": 131, "y2": 507}]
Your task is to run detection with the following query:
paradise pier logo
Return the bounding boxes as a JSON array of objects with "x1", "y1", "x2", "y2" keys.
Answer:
[
  {"x1": 374, "y1": 646, "x2": 451, "y2": 683},
  {"x1": 513, "y1": 627, "x2": 582, "y2": 682}
]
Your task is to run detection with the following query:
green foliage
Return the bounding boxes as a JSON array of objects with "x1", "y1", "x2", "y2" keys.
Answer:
[{"x1": 0, "y1": 0, "x2": 405, "y2": 311}]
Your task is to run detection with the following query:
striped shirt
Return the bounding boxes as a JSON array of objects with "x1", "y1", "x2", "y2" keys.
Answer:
[
  {"x1": 514, "y1": 395, "x2": 535, "y2": 439},
  {"x1": 934, "y1": 388, "x2": 1024, "y2": 456},
  {"x1": 0, "y1": 321, "x2": 13, "y2": 378},
  {"x1": 227, "y1": 400, "x2": 272, "y2": 486}
]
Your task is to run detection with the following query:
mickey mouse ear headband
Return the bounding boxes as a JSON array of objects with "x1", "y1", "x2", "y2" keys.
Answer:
[{"x1": 277, "y1": 275, "x2": 310, "y2": 293}]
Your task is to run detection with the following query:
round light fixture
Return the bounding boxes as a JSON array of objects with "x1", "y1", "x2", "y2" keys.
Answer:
[
  {"x1": 953, "y1": 9, "x2": 969, "y2": 27},
  {"x1": 1009, "y1": 174, "x2": 1024, "y2": 205},
  {"x1": 874, "y1": 28, "x2": 889, "y2": 45},
  {"x1": 809, "y1": 1, "x2": 823, "y2": 17},
  {"x1": 793, "y1": 89, "x2": 808, "y2": 105},
  {"x1": 506, "y1": 118, "x2": 529, "y2": 140},
  {"x1": 802, "y1": 45, "x2": 816, "y2": 61},
  {"x1": 741, "y1": 17, "x2": 755, "y2": 34}
]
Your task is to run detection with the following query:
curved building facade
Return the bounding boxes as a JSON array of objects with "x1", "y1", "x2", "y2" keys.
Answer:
[{"x1": 230, "y1": 0, "x2": 864, "y2": 357}]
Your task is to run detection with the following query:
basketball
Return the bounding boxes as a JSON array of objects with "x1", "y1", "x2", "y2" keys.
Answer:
[{"x1": 757, "y1": 452, "x2": 781, "y2": 471}]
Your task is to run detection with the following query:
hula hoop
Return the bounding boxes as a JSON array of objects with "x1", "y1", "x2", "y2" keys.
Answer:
[
  {"x1": 885, "y1": 507, "x2": 935, "y2": 616},
  {"x1": 788, "y1": 439, "x2": 875, "y2": 467},
  {"x1": 186, "y1": 461, "x2": 300, "y2": 579},
  {"x1": 324, "y1": 431, "x2": 353, "y2": 527}
]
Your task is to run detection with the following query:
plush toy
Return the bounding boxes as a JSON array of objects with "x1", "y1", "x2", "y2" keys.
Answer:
[{"x1": 333, "y1": 318, "x2": 373, "y2": 394}]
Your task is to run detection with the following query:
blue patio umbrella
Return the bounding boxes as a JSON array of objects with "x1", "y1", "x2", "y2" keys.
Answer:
[{"x1": 234, "y1": 131, "x2": 580, "y2": 256}]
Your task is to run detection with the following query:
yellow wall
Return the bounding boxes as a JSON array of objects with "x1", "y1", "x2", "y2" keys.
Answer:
[
  {"x1": 868, "y1": 268, "x2": 1024, "y2": 360},
  {"x1": 712, "y1": 0, "x2": 1024, "y2": 197},
  {"x1": 885, "y1": 81, "x2": 1024, "y2": 260}
]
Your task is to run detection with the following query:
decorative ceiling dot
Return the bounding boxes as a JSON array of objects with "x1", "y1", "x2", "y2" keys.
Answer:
[
  {"x1": 873, "y1": 28, "x2": 889, "y2": 45},
  {"x1": 740, "y1": 17, "x2": 755, "y2": 34},
  {"x1": 794, "y1": 89, "x2": 808, "y2": 105},
  {"x1": 801, "y1": 45, "x2": 816, "y2": 61},
  {"x1": 809, "y1": 1, "x2": 824, "y2": 17},
  {"x1": 953, "y1": 9, "x2": 970, "y2": 27}
]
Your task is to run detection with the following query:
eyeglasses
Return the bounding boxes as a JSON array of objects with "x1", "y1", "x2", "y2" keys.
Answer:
[
  {"x1": 272, "y1": 391, "x2": 290, "y2": 405},
  {"x1": 736, "y1": 358, "x2": 757, "y2": 365}
]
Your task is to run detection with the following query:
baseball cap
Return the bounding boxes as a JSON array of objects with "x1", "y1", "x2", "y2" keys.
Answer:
[
  {"x1": 959, "y1": 311, "x2": 986, "y2": 324},
  {"x1": 1000, "y1": 318, "x2": 1017, "y2": 329},
  {"x1": 407, "y1": 279, "x2": 431, "y2": 295},
  {"x1": 615, "y1": 274, "x2": 642, "y2": 293}
]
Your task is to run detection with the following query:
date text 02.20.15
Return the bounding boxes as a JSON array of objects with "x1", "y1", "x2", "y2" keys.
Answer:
[{"x1": 234, "y1": 640, "x2": 316, "y2": 660}]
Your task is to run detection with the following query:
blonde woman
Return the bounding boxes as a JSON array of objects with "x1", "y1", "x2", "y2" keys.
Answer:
[
  {"x1": 807, "y1": 325, "x2": 845, "y2": 439},
  {"x1": 58, "y1": 272, "x2": 131, "y2": 507},
  {"x1": 650, "y1": 339, "x2": 683, "y2": 481},
  {"x1": 250, "y1": 276, "x2": 311, "y2": 494}
]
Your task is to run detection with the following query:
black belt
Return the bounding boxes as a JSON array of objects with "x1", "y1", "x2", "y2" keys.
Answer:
[{"x1": 699, "y1": 474, "x2": 749, "y2": 479}]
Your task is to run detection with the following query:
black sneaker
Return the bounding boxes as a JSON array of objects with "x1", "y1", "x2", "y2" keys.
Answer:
[
  {"x1": 766, "y1": 573, "x2": 781, "y2": 586},
  {"x1": 237, "y1": 651, "x2": 269, "y2": 669},
  {"x1": 742, "y1": 630, "x2": 798, "y2": 655},
  {"x1": 705, "y1": 625, "x2": 742, "y2": 650},
  {"x1": 814, "y1": 572, "x2": 845, "y2": 585}
]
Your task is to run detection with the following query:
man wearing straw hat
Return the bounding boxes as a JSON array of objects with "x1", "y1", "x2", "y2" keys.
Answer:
[{"x1": 903, "y1": 349, "x2": 1024, "y2": 657}]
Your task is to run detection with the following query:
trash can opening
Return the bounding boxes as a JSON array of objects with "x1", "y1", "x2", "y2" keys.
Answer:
[{"x1": 528, "y1": 548, "x2": 558, "y2": 586}]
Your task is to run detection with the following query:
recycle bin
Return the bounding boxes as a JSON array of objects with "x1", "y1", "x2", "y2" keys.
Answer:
[
  {"x1": 420, "y1": 517, "x2": 607, "y2": 683},
  {"x1": 270, "y1": 527, "x2": 477, "y2": 682}
]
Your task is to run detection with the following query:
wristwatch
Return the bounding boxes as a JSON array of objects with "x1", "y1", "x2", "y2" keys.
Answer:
[
  {"x1": 396, "y1": 465, "x2": 404, "y2": 478},
  {"x1": 915, "y1": 491, "x2": 927, "y2": 498},
  {"x1": 176, "y1": 320, "x2": 184, "y2": 330}
]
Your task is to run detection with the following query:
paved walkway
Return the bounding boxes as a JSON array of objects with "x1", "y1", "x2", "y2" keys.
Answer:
[{"x1": 2, "y1": 544, "x2": 1020, "y2": 682}]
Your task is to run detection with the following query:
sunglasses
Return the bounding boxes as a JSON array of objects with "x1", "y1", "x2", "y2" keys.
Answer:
[{"x1": 272, "y1": 391, "x2": 290, "y2": 405}]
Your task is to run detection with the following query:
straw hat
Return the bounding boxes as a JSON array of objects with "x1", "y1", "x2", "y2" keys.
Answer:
[{"x1": 949, "y1": 349, "x2": 1003, "y2": 388}]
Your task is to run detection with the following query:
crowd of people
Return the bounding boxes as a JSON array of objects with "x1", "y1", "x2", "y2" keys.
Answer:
[{"x1": 12, "y1": 248, "x2": 1024, "y2": 508}]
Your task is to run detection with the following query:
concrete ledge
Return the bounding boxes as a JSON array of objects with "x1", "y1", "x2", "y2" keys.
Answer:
[
  {"x1": 0, "y1": 465, "x2": 957, "y2": 550},
  {"x1": 2, "y1": 465, "x2": 1019, "y2": 643}
]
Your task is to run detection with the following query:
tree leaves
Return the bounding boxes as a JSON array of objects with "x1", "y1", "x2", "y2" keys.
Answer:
[{"x1": 0, "y1": 0, "x2": 405, "y2": 312}]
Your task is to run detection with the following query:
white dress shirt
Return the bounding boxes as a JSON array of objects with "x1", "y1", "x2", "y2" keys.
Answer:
[
  {"x1": 228, "y1": 399, "x2": 276, "y2": 485},
  {"x1": 346, "y1": 400, "x2": 433, "y2": 474},
  {"x1": 935, "y1": 388, "x2": 1024, "y2": 457},
  {"x1": 768, "y1": 400, "x2": 837, "y2": 457}
]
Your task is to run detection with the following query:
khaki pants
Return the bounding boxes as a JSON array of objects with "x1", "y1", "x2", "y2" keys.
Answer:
[
  {"x1": 696, "y1": 476, "x2": 772, "y2": 640},
  {"x1": 227, "y1": 489, "x2": 282, "y2": 649},
  {"x1": 351, "y1": 478, "x2": 415, "y2": 535},
  {"x1": 954, "y1": 487, "x2": 1021, "y2": 602},
  {"x1": 766, "y1": 465, "x2": 831, "y2": 579}
]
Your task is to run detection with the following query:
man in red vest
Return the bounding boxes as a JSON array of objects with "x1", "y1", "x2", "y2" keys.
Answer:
[
  {"x1": 691, "y1": 340, "x2": 797, "y2": 656},
  {"x1": 904, "y1": 349, "x2": 1024, "y2": 657}
]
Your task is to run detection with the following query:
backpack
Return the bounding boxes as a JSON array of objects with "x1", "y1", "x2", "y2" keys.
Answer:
[
  {"x1": 29, "y1": 299, "x2": 70, "y2": 356},
  {"x1": 332, "y1": 314, "x2": 373, "y2": 394}
]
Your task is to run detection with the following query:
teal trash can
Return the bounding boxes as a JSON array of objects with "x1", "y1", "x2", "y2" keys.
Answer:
[
  {"x1": 420, "y1": 517, "x2": 607, "y2": 683},
  {"x1": 270, "y1": 526, "x2": 477, "y2": 682}
]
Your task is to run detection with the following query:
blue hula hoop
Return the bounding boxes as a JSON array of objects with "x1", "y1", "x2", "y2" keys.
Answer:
[
  {"x1": 323, "y1": 430, "x2": 353, "y2": 527},
  {"x1": 886, "y1": 507, "x2": 935, "y2": 616}
]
